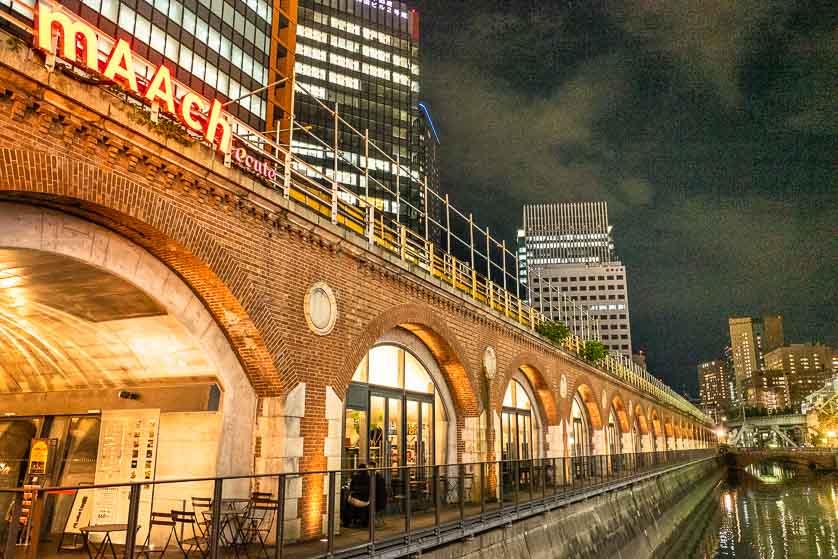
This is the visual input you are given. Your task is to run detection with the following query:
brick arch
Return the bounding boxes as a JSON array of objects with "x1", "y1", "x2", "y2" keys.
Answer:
[
  {"x1": 633, "y1": 403, "x2": 649, "y2": 434},
  {"x1": 610, "y1": 392, "x2": 630, "y2": 433},
  {"x1": 339, "y1": 303, "x2": 480, "y2": 417},
  {"x1": 0, "y1": 174, "x2": 293, "y2": 396},
  {"x1": 498, "y1": 352, "x2": 560, "y2": 426},
  {"x1": 573, "y1": 379, "x2": 603, "y2": 431},
  {"x1": 648, "y1": 407, "x2": 663, "y2": 437}
]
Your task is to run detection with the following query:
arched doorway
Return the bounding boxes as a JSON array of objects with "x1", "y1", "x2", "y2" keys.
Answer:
[
  {"x1": 570, "y1": 394, "x2": 593, "y2": 458},
  {"x1": 500, "y1": 378, "x2": 539, "y2": 462},
  {"x1": 343, "y1": 342, "x2": 451, "y2": 472},
  {"x1": 0, "y1": 205, "x2": 259, "y2": 546},
  {"x1": 606, "y1": 408, "x2": 621, "y2": 456}
]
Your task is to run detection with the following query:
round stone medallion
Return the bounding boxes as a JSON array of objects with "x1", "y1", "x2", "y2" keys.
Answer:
[{"x1": 304, "y1": 282, "x2": 337, "y2": 336}]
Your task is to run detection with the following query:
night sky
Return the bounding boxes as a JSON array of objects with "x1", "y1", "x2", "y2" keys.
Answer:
[{"x1": 414, "y1": 0, "x2": 837, "y2": 395}]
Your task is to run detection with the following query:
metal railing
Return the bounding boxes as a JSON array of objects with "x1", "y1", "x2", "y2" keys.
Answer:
[
  {"x1": 0, "y1": 4, "x2": 710, "y2": 425},
  {"x1": 0, "y1": 449, "x2": 715, "y2": 559}
]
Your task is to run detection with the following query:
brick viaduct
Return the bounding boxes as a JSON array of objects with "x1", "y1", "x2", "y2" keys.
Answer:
[{"x1": 0, "y1": 42, "x2": 714, "y2": 539}]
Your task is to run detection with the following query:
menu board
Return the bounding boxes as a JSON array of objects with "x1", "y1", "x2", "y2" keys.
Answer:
[{"x1": 91, "y1": 409, "x2": 160, "y2": 544}]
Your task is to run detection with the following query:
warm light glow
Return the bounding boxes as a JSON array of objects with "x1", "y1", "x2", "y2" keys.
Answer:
[
  {"x1": 716, "y1": 428, "x2": 726, "y2": 438},
  {"x1": 827, "y1": 431, "x2": 837, "y2": 439}
]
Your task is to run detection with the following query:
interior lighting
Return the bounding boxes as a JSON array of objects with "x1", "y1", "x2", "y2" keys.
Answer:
[{"x1": 828, "y1": 431, "x2": 837, "y2": 438}]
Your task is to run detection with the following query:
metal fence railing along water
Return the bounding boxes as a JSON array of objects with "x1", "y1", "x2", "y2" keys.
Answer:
[{"x1": 0, "y1": 448, "x2": 715, "y2": 559}]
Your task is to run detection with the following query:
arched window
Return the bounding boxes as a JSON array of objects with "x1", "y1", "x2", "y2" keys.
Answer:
[
  {"x1": 632, "y1": 414, "x2": 643, "y2": 453},
  {"x1": 570, "y1": 395, "x2": 592, "y2": 457},
  {"x1": 344, "y1": 344, "x2": 448, "y2": 471},
  {"x1": 501, "y1": 379, "x2": 537, "y2": 461},
  {"x1": 606, "y1": 408, "x2": 621, "y2": 455}
]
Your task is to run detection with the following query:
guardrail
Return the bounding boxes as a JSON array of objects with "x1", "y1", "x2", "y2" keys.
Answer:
[
  {"x1": 0, "y1": 449, "x2": 715, "y2": 559},
  {"x1": 0, "y1": 3, "x2": 710, "y2": 425}
]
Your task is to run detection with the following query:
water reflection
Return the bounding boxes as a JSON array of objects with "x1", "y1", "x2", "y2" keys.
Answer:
[{"x1": 711, "y1": 463, "x2": 838, "y2": 558}]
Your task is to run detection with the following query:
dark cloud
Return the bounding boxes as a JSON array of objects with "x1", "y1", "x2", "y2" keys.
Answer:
[{"x1": 417, "y1": 0, "x2": 838, "y2": 394}]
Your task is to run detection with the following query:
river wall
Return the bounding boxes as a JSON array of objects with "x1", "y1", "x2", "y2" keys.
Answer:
[{"x1": 421, "y1": 458, "x2": 724, "y2": 559}]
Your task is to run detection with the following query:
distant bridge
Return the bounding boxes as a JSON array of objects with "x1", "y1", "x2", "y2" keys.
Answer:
[
  {"x1": 726, "y1": 414, "x2": 807, "y2": 448},
  {"x1": 727, "y1": 448, "x2": 838, "y2": 470}
]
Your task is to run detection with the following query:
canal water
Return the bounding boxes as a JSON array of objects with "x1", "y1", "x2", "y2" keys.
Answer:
[{"x1": 679, "y1": 462, "x2": 838, "y2": 558}]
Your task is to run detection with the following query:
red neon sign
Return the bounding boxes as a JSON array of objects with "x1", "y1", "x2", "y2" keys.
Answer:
[{"x1": 34, "y1": 0, "x2": 232, "y2": 154}]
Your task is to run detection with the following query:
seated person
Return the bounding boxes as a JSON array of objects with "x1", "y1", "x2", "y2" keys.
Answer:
[{"x1": 344, "y1": 463, "x2": 388, "y2": 527}]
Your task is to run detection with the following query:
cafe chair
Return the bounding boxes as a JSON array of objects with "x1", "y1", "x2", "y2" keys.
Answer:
[
  {"x1": 171, "y1": 510, "x2": 208, "y2": 558},
  {"x1": 135, "y1": 512, "x2": 175, "y2": 558},
  {"x1": 191, "y1": 497, "x2": 212, "y2": 539},
  {"x1": 239, "y1": 498, "x2": 278, "y2": 559}
]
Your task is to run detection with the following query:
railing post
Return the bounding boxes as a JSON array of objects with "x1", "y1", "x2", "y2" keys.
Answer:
[
  {"x1": 399, "y1": 225, "x2": 407, "y2": 261},
  {"x1": 472, "y1": 270, "x2": 478, "y2": 298},
  {"x1": 208, "y1": 479, "x2": 223, "y2": 559},
  {"x1": 427, "y1": 241, "x2": 435, "y2": 276},
  {"x1": 331, "y1": 102, "x2": 339, "y2": 225},
  {"x1": 469, "y1": 213, "x2": 475, "y2": 270},
  {"x1": 504, "y1": 290, "x2": 510, "y2": 317},
  {"x1": 395, "y1": 154, "x2": 401, "y2": 225},
  {"x1": 528, "y1": 459, "x2": 534, "y2": 501},
  {"x1": 458, "y1": 464, "x2": 465, "y2": 525},
  {"x1": 124, "y1": 483, "x2": 142, "y2": 557},
  {"x1": 445, "y1": 193, "x2": 451, "y2": 253},
  {"x1": 450, "y1": 255, "x2": 457, "y2": 288},
  {"x1": 423, "y1": 176, "x2": 429, "y2": 240},
  {"x1": 480, "y1": 462, "x2": 486, "y2": 517},
  {"x1": 513, "y1": 460, "x2": 520, "y2": 510},
  {"x1": 488, "y1": 283, "x2": 494, "y2": 310},
  {"x1": 4, "y1": 492, "x2": 22, "y2": 559},
  {"x1": 364, "y1": 128, "x2": 369, "y2": 201},
  {"x1": 367, "y1": 469, "x2": 376, "y2": 548},
  {"x1": 405, "y1": 467, "x2": 412, "y2": 543},
  {"x1": 433, "y1": 465, "x2": 440, "y2": 534},
  {"x1": 366, "y1": 205, "x2": 374, "y2": 244},
  {"x1": 276, "y1": 475, "x2": 286, "y2": 559},
  {"x1": 327, "y1": 471, "x2": 336, "y2": 555}
]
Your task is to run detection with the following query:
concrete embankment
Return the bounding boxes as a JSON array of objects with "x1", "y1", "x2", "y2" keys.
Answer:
[{"x1": 421, "y1": 458, "x2": 723, "y2": 559}]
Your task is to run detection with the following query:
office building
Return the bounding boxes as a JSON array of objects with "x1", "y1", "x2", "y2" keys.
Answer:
[
  {"x1": 291, "y1": 0, "x2": 430, "y2": 234},
  {"x1": 519, "y1": 202, "x2": 632, "y2": 357},
  {"x1": 698, "y1": 359, "x2": 733, "y2": 420},
  {"x1": 765, "y1": 344, "x2": 834, "y2": 410},
  {"x1": 728, "y1": 315, "x2": 784, "y2": 401}
]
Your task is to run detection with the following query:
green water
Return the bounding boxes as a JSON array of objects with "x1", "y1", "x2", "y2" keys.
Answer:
[{"x1": 696, "y1": 463, "x2": 838, "y2": 558}]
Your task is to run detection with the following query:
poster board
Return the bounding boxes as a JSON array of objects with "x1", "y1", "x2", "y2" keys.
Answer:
[
  {"x1": 27, "y1": 439, "x2": 49, "y2": 475},
  {"x1": 63, "y1": 487, "x2": 94, "y2": 535},
  {"x1": 91, "y1": 409, "x2": 160, "y2": 544}
]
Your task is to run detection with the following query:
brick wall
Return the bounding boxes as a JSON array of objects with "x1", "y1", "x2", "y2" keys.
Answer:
[{"x1": 0, "y1": 41, "x2": 714, "y2": 540}]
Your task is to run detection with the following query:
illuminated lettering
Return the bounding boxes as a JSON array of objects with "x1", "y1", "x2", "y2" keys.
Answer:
[
  {"x1": 178, "y1": 92, "x2": 207, "y2": 131},
  {"x1": 144, "y1": 65, "x2": 176, "y2": 114},
  {"x1": 32, "y1": 1, "x2": 239, "y2": 156},
  {"x1": 36, "y1": 1, "x2": 98, "y2": 70},
  {"x1": 102, "y1": 39, "x2": 139, "y2": 94},
  {"x1": 233, "y1": 147, "x2": 278, "y2": 181},
  {"x1": 204, "y1": 99, "x2": 232, "y2": 154}
]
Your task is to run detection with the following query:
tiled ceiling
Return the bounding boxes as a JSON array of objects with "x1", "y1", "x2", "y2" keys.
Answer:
[{"x1": 0, "y1": 249, "x2": 216, "y2": 393}]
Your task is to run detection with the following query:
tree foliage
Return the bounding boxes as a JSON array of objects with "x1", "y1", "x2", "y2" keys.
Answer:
[
  {"x1": 580, "y1": 340, "x2": 608, "y2": 362},
  {"x1": 536, "y1": 320, "x2": 570, "y2": 345}
]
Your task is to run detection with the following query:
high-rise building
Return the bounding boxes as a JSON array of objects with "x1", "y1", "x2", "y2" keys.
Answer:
[
  {"x1": 744, "y1": 368, "x2": 789, "y2": 412},
  {"x1": 10, "y1": 0, "x2": 297, "y2": 130},
  {"x1": 728, "y1": 315, "x2": 784, "y2": 401},
  {"x1": 519, "y1": 202, "x2": 632, "y2": 358},
  {"x1": 698, "y1": 359, "x2": 733, "y2": 420},
  {"x1": 291, "y1": 0, "x2": 429, "y2": 234},
  {"x1": 765, "y1": 344, "x2": 834, "y2": 410}
]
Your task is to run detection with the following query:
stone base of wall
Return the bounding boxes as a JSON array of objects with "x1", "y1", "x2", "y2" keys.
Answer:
[{"x1": 420, "y1": 458, "x2": 722, "y2": 559}]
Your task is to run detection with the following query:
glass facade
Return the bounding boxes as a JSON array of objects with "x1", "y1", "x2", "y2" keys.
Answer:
[
  {"x1": 344, "y1": 344, "x2": 448, "y2": 471},
  {"x1": 292, "y1": 0, "x2": 429, "y2": 233},
  {"x1": 3, "y1": 0, "x2": 276, "y2": 129}
]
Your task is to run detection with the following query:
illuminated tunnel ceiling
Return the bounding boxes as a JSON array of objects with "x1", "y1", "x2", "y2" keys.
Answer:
[{"x1": 0, "y1": 249, "x2": 217, "y2": 393}]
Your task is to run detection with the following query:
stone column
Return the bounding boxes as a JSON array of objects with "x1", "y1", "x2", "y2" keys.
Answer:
[{"x1": 255, "y1": 383, "x2": 306, "y2": 542}]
